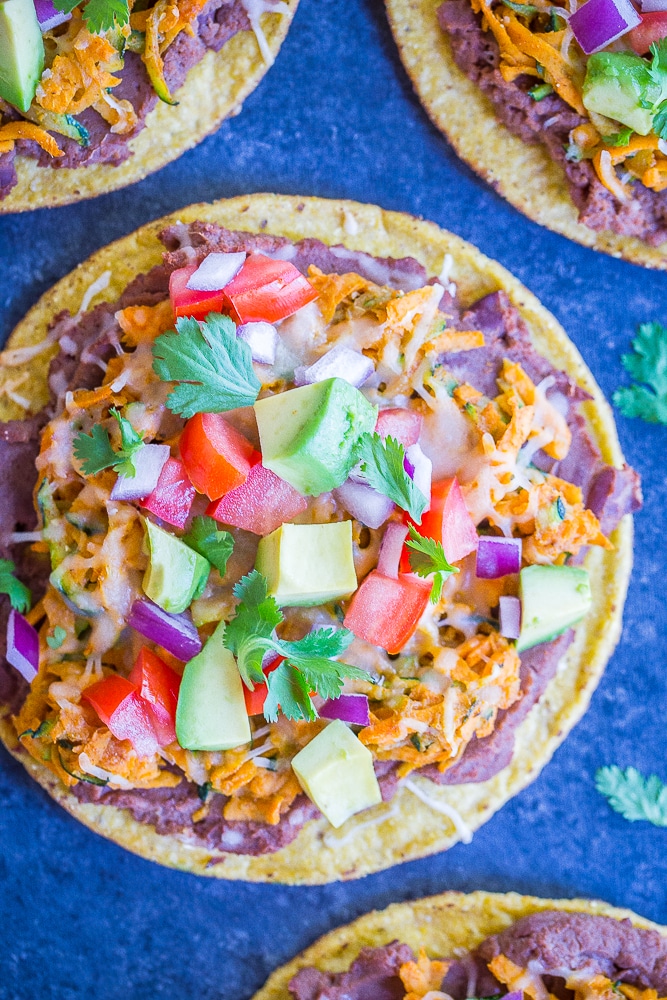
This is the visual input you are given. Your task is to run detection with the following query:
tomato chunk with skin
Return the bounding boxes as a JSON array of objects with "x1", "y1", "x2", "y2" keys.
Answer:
[
  {"x1": 222, "y1": 254, "x2": 319, "y2": 324},
  {"x1": 401, "y1": 477, "x2": 478, "y2": 571},
  {"x1": 375, "y1": 408, "x2": 423, "y2": 448},
  {"x1": 180, "y1": 412, "x2": 257, "y2": 500},
  {"x1": 207, "y1": 462, "x2": 308, "y2": 536},
  {"x1": 129, "y1": 648, "x2": 182, "y2": 747},
  {"x1": 169, "y1": 265, "x2": 226, "y2": 321},
  {"x1": 83, "y1": 675, "x2": 159, "y2": 758},
  {"x1": 629, "y1": 13, "x2": 667, "y2": 53},
  {"x1": 142, "y1": 458, "x2": 196, "y2": 530},
  {"x1": 242, "y1": 655, "x2": 283, "y2": 716},
  {"x1": 344, "y1": 570, "x2": 432, "y2": 655}
]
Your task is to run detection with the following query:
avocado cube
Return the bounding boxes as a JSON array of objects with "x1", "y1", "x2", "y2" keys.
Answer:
[
  {"x1": 175, "y1": 621, "x2": 251, "y2": 751},
  {"x1": 517, "y1": 564, "x2": 592, "y2": 653},
  {"x1": 583, "y1": 52, "x2": 656, "y2": 136},
  {"x1": 291, "y1": 719, "x2": 382, "y2": 828},
  {"x1": 256, "y1": 521, "x2": 358, "y2": 606},
  {"x1": 142, "y1": 519, "x2": 210, "y2": 614},
  {"x1": 254, "y1": 378, "x2": 377, "y2": 496},
  {"x1": 0, "y1": 0, "x2": 44, "y2": 113}
]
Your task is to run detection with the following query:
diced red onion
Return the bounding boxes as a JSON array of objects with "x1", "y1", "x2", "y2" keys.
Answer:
[
  {"x1": 34, "y1": 0, "x2": 71, "y2": 30},
  {"x1": 405, "y1": 444, "x2": 432, "y2": 509},
  {"x1": 403, "y1": 454, "x2": 415, "y2": 478},
  {"x1": 128, "y1": 598, "x2": 202, "y2": 661},
  {"x1": 499, "y1": 596, "x2": 522, "y2": 640},
  {"x1": 569, "y1": 0, "x2": 640, "y2": 53},
  {"x1": 6, "y1": 609, "x2": 39, "y2": 683},
  {"x1": 334, "y1": 480, "x2": 394, "y2": 529},
  {"x1": 375, "y1": 407, "x2": 423, "y2": 447},
  {"x1": 110, "y1": 445, "x2": 171, "y2": 503},
  {"x1": 320, "y1": 693, "x2": 370, "y2": 726},
  {"x1": 476, "y1": 536, "x2": 522, "y2": 579},
  {"x1": 377, "y1": 522, "x2": 409, "y2": 579},
  {"x1": 294, "y1": 346, "x2": 375, "y2": 389},
  {"x1": 640, "y1": 0, "x2": 667, "y2": 9},
  {"x1": 237, "y1": 321, "x2": 279, "y2": 365},
  {"x1": 186, "y1": 252, "x2": 246, "y2": 292}
]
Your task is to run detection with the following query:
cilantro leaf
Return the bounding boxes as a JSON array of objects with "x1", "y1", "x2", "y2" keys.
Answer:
[
  {"x1": 110, "y1": 408, "x2": 144, "y2": 476},
  {"x1": 264, "y1": 661, "x2": 317, "y2": 723},
  {"x1": 355, "y1": 433, "x2": 427, "y2": 524},
  {"x1": 501, "y1": 0, "x2": 538, "y2": 12},
  {"x1": 406, "y1": 524, "x2": 458, "y2": 603},
  {"x1": 82, "y1": 0, "x2": 129, "y2": 31},
  {"x1": 223, "y1": 571, "x2": 282, "y2": 686},
  {"x1": 653, "y1": 100, "x2": 667, "y2": 140},
  {"x1": 183, "y1": 516, "x2": 234, "y2": 576},
  {"x1": 602, "y1": 127, "x2": 633, "y2": 147},
  {"x1": 73, "y1": 408, "x2": 145, "y2": 477},
  {"x1": 613, "y1": 322, "x2": 667, "y2": 424},
  {"x1": 47, "y1": 626, "x2": 67, "y2": 650},
  {"x1": 0, "y1": 559, "x2": 31, "y2": 613},
  {"x1": 152, "y1": 314, "x2": 261, "y2": 418},
  {"x1": 596, "y1": 765, "x2": 667, "y2": 827},
  {"x1": 277, "y1": 626, "x2": 354, "y2": 662}
]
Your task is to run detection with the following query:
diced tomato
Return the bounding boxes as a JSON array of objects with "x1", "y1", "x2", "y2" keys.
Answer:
[
  {"x1": 344, "y1": 570, "x2": 432, "y2": 655},
  {"x1": 401, "y1": 477, "x2": 478, "y2": 571},
  {"x1": 207, "y1": 462, "x2": 307, "y2": 536},
  {"x1": 82, "y1": 675, "x2": 159, "y2": 758},
  {"x1": 222, "y1": 254, "x2": 319, "y2": 325},
  {"x1": 628, "y1": 13, "x2": 667, "y2": 54},
  {"x1": 129, "y1": 648, "x2": 182, "y2": 747},
  {"x1": 180, "y1": 413, "x2": 257, "y2": 501},
  {"x1": 169, "y1": 265, "x2": 226, "y2": 321},
  {"x1": 142, "y1": 457, "x2": 196, "y2": 529},
  {"x1": 375, "y1": 408, "x2": 423, "y2": 448},
  {"x1": 242, "y1": 655, "x2": 284, "y2": 716}
]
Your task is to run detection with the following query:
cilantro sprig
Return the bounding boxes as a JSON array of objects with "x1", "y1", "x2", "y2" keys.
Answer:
[
  {"x1": 54, "y1": 0, "x2": 130, "y2": 33},
  {"x1": 182, "y1": 516, "x2": 234, "y2": 576},
  {"x1": 613, "y1": 322, "x2": 667, "y2": 425},
  {"x1": 0, "y1": 559, "x2": 31, "y2": 613},
  {"x1": 354, "y1": 433, "x2": 427, "y2": 523},
  {"x1": 648, "y1": 41, "x2": 667, "y2": 140},
  {"x1": 223, "y1": 571, "x2": 368, "y2": 722},
  {"x1": 405, "y1": 525, "x2": 458, "y2": 603},
  {"x1": 596, "y1": 765, "x2": 667, "y2": 827},
  {"x1": 73, "y1": 408, "x2": 145, "y2": 477},
  {"x1": 152, "y1": 314, "x2": 261, "y2": 418}
]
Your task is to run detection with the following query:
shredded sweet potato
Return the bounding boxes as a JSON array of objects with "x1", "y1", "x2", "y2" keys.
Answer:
[
  {"x1": 400, "y1": 950, "x2": 451, "y2": 1000},
  {"x1": 116, "y1": 300, "x2": 176, "y2": 346},
  {"x1": 503, "y1": 12, "x2": 585, "y2": 115},
  {"x1": 307, "y1": 265, "x2": 369, "y2": 324},
  {"x1": 424, "y1": 328, "x2": 485, "y2": 353},
  {"x1": 0, "y1": 122, "x2": 63, "y2": 158}
]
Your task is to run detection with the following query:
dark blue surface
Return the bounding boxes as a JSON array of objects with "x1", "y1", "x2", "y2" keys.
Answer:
[{"x1": 1, "y1": 1, "x2": 666, "y2": 996}]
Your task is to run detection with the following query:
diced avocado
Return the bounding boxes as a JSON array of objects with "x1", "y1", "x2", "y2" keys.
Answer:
[
  {"x1": 256, "y1": 521, "x2": 358, "y2": 606},
  {"x1": 516, "y1": 564, "x2": 592, "y2": 652},
  {"x1": 175, "y1": 620, "x2": 251, "y2": 751},
  {"x1": 142, "y1": 519, "x2": 210, "y2": 614},
  {"x1": 583, "y1": 52, "x2": 658, "y2": 136},
  {"x1": 291, "y1": 719, "x2": 382, "y2": 828},
  {"x1": 254, "y1": 378, "x2": 377, "y2": 496},
  {"x1": 0, "y1": 0, "x2": 44, "y2": 113}
]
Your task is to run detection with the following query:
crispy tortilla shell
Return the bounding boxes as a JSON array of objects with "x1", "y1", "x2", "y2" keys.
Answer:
[
  {"x1": 251, "y1": 890, "x2": 667, "y2": 1000},
  {"x1": 0, "y1": 8, "x2": 297, "y2": 214},
  {"x1": 0, "y1": 193, "x2": 633, "y2": 883},
  {"x1": 385, "y1": 0, "x2": 667, "y2": 270}
]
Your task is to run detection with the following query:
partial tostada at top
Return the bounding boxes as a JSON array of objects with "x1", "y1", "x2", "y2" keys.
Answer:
[
  {"x1": 386, "y1": 0, "x2": 667, "y2": 268},
  {"x1": 0, "y1": 0, "x2": 297, "y2": 212},
  {"x1": 0, "y1": 193, "x2": 640, "y2": 883}
]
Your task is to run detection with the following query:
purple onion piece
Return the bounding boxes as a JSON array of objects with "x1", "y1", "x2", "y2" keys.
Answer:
[
  {"x1": 320, "y1": 693, "x2": 370, "y2": 727},
  {"x1": 569, "y1": 0, "x2": 640, "y2": 53},
  {"x1": 34, "y1": 0, "x2": 71, "y2": 29},
  {"x1": 237, "y1": 321, "x2": 279, "y2": 365},
  {"x1": 377, "y1": 522, "x2": 409, "y2": 579},
  {"x1": 7, "y1": 609, "x2": 39, "y2": 683},
  {"x1": 334, "y1": 480, "x2": 394, "y2": 530},
  {"x1": 186, "y1": 252, "x2": 246, "y2": 291},
  {"x1": 476, "y1": 536, "x2": 522, "y2": 579},
  {"x1": 297, "y1": 346, "x2": 375, "y2": 389},
  {"x1": 641, "y1": 0, "x2": 667, "y2": 9},
  {"x1": 110, "y1": 445, "x2": 171, "y2": 503},
  {"x1": 405, "y1": 443, "x2": 432, "y2": 509},
  {"x1": 128, "y1": 598, "x2": 202, "y2": 661}
]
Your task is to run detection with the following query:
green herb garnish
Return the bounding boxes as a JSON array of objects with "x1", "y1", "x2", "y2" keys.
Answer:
[
  {"x1": 54, "y1": 0, "x2": 129, "y2": 32},
  {"x1": 182, "y1": 516, "x2": 234, "y2": 576},
  {"x1": 73, "y1": 408, "x2": 145, "y2": 477},
  {"x1": 152, "y1": 314, "x2": 261, "y2": 418},
  {"x1": 223, "y1": 570, "x2": 367, "y2": 722},
  {"x1": 529, "y1": 83, "x2": 554, "y2": 101},
  {"x1": 596, "y1": 765, "x2": 667, "y2": 827},
  {"x1": 602, "y1": 127, "x2": 633, "y2": 147},
  {"x1": 613, "y1": 321, "x2": 667, "y2": 424},
  {"x1": 501, "y1": 1, "x2": 538, "y2": 13},
  {"x1": 46, "y1": 626, "x2": 67, "y2": 650},
  {"x1": 405, "y1": 525, "x2": 458, "y2": 603},
  {"x1": 355, "y1": 433, "x2": 427, "y2": 523},
  {"x1": 0, "y1": 559, "x2": 31, "y2": 613}
]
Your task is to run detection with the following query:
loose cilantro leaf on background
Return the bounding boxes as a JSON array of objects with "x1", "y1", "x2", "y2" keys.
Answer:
[
  {"x1": 152, "y1": 314, "x2": 261, "y2": 418},
  {"x1": 355, "y1": 433, "x2": 427, "y2": 523},
  {"x1": 0, "y1": 559, "x2": 31, "y2": 613},
  {"x1": 46, "y1": 626, "x2": 67, "y2": 650},
  {"x1": 406, "y1": 525, "x2": 458, "y2": 603},
  {"x1": 183, "y1": 516, "x2": 234, "y2": 576},
  {"x1": 596, "y1": 765, "x2": 667, "y2": 827},
  {"x1": 54, "y1": 0, "x2": 129, "y2": 32},
  {"x1": 73, "y1": 408, "x2": 145, "y2": 476},
  {"x1": 613, "y1": 322, "x2": 667, "y2": 424}
]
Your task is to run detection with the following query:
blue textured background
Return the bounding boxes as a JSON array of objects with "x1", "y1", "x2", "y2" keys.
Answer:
[{"x1": 1, "y1": 1, "x2": 666, "y2": 996}]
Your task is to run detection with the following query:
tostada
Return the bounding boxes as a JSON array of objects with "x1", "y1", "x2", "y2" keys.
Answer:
[{"x1": 0, "y1": 193, "x2": 640, "y2": 883}]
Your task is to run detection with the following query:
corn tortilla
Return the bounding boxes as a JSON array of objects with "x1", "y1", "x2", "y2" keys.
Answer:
[
  {"x1": 0, "y1": 8, "x2": 297, "y2": 214},
  {"x1": 0, "y1": 193, "x2": 634, "y2": 883},
  {"x1": 384, "y1": 0, "x2": 667, "y2": 270},
  {"x1": 251, "y1": 890, "x2": 667, "y2": 1000}
]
